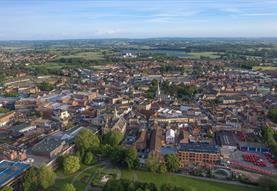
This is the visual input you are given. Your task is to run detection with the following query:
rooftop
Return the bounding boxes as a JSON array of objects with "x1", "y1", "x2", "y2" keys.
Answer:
[
  {"x1": 0, "y1": 160, "x2": 30, "y2": 187},
  {"x1": 179, "y1": 143, "x2": 220, "y2": 153}
]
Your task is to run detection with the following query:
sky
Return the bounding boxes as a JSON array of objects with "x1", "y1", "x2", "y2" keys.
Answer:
[{"x1": 0, "y1": 0, "x2": 277, "y2": 40}]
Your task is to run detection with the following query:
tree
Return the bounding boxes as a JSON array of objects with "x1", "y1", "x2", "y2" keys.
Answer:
[
  {"x1": 60, "y1": 183, "x2": 76, "y2": 191},
  {"x1": 0, "y1": 74, "x2": 5, "y2": 84},
  {"x1": 259, "y1": 175, "x2": 277, "y2": 191},
  {"x1": 103, "y1": 131, "x2": 123, "y2": 145},
  {"x1": 164, "y1": 154, "x2": 180, "y2": 172},
  {"x1": 23, "y1": 168, "x2": 39, "y2": 191},
  {"x1": 268, "y1": 108, "x2": 277, "y2": 123},
  {"x1": 83, "y1": 151, "x2": 95, "y2": 165},
  {"x1": 0, "y1": 186, "x2": 13, "y2": 191},
  {"x1": 145, "y1": 154, "x2": 160, "y2": 173},
  {"x1": 125, "y1": 147, "x2": 139, "y2": 169},
  {"x1": 4, "y1": 92, "x2": 20, "y2": 97},
  {"x1": 262, "y1": 125, "x2": 277, "y2": 156},
  {"x1": 38, "y1": 165, "x2": 56, "y2": 189},
  {"x1": 75, "y1": 129, "x2": 100, "y2": 151},
  {"x1": 158, "y1": 163, "x2": 167, "y2": 174},
  {"x1": 110, "y1": 146, "x2": 139, "y2": 169},
  {"x1": 63, "y1": 155, "x2": 80, "y2": 175},
  {"x1": 38, "y1": 82, "x2": 54, "y2": 91}
]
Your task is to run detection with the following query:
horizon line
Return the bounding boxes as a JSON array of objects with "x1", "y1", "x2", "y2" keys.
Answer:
[{"x1": 1, "y1": 36, "x2": 277, "y2": 42}]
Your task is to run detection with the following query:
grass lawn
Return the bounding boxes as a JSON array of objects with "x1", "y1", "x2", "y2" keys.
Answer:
[
  {"x1": 49, "y1": 164, "x2": 90, "y2": 191},
  {"x1": 58, "y1": 51, "x2": 105, "y2": 60},
  {"x1": 51, "y1": 164, "x2": 262, "y2": 191},
  {"x1": 187, "y1": 52, "x2": 220, "y2": 59},
  {"x1": 253, "y1": 66, "x2": 277, "y2": 71},
  {"x1": 121, "y1": 170, "x2": 262, "y2": 191}
]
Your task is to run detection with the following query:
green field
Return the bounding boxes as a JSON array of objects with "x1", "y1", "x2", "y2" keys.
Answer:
[
  {"x1": 121, "y1": 170, "x2": 261, "y2": 191},
  {"x1": 51, "y1": 164, "x2": 262, "y2": 191},
  {"x1": 58, "y1": 51, "x2": 104, "y2": 60},
  {"x1": 253, "y1": 66, "x2": 277, "y2": 71},
  {"x1": 187, "y1": 52, "x2": 220, "y2": 59}
]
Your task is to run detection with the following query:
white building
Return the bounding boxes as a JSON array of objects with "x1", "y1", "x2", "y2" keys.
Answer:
[{"x1": 166, "y1": 129, "x2": 175, "y2": 144}]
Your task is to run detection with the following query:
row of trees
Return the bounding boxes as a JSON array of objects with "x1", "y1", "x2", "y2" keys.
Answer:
[
  {"x1": 262, "y1": 125, "x2": 277, "y2": 156},
  {"x1": 145, "y1": 154, "x2": 180, "y2": 174},
  {"x1": 103, "y1": 179, "x2": 191, "y2": 191},
  {"x1": 22, "y1": 164, "x2": 77, "y2": 191},
  {"x1": 4, "y1": 92, "x2": 20, "y2": 97},
  {"x1": 268, "y1": 108, "x2": 277, "y2": 124},
  {"x1": 259, "y1": 175, "x2": 277, "y2": 191},
  {"x1": 22, "y1": 165, "x2": 56, "y2": 191}
]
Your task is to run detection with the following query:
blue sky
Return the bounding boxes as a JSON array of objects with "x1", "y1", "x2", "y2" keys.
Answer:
[{"x1": 0, "y1": 0, "x2": 277, "y2": 40}]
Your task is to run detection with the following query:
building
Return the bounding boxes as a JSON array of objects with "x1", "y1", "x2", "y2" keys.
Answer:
[
  {"x1": 11, "y1": 124, "x2": 37, "y2": 134},
  {"x1": 111, "y1": 117, "x2": 127, "y2": 134},
  {"x1": 149, "y1": 125, "x2": 162, "y2": 156},
  {"x1": 239, "y1": 142, "x2": 269, "y2": 153},
  {"x1": 0, "y1": 112, "x2": 15, "y2": 127},
  {"x1": 135, "y1": 129, "x2": 147, "y2": 152},
  {"x1": 0, "y1": 160, "x2": 30, "y2": 188},
  {"x1": 32, "y1": 137, "x2": 66, "y2": 159},
  {"x1": 178, "y1": 143, "x2": 220, "y2": 167},
  {"x1": 215, "y1": 131, "x2": 237, "y2": 159},
  {"x1": 165, "y1": 129, "x2": 175, "y2": 144},
  {"x1": 0, "y1": 144, "x2": 27, "y2": 161}
]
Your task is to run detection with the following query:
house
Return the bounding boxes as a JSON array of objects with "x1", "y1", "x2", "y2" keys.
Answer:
[
  {"x1": 0, "y1": 144, "x2": 27, "y2": 161},
  {"x1": 0, "y1": 112, "x2": 15, "y2": 127},
  {"x1": 166, "y1": 129, "x2": 175, "y2": 144}
]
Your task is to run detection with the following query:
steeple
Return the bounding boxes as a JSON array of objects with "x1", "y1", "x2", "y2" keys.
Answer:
[{"x1": 156, "y1": 81, "x2": 161, "y2": 101}]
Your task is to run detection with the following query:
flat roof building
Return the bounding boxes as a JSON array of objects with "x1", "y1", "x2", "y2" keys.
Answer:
[
  {"x1": 0, "y1": 160, "x2": 30, "y2": 188},
  {"x1": 178, "y1": 143, "x2": 220, "y2": 167}
]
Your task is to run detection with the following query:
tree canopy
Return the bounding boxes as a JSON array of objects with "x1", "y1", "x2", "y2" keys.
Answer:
[
  {"x1": 110, "y1": 146, "x2": 139, "y2": 169},
  {"x1": 63, "y1": 155, "x2": 81, "y2": 175},
  {"x1": 0, "y1": 186, "x2": 13, "y2": 191},
  {"x1": 75, "y1": 128, "x2": 100, "y2": 151},
  {"x1": 38, "y1": 165, "x2": 56, "y2": 189},
  {"x1": 164, "y1": 154, "x2": 180, "y2": 172},
  {"x1": 83, "y1": 151, "x2": 95, "y2": 165},
  {"x1": 60, "y1": 183, "x2": 76, "y2": 191},
  {"x1": 259, "y1": 175, "x2": 277, "y2": 191},
  {"x1": 268, "y1": 108, "x2": 277, "y2": 124},
  {"x1": 38, "y1": 82, "x2": 54, "y2": 91},
  {"x1": 103, "y1": 131, "x2": 123, "y2": 145},
  {"x1": 23, "y1": 168, "x2": 39, "y2": 191}
]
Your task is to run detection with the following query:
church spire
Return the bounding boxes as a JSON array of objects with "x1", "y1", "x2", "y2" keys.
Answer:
[{"x1": 156, "y1": 80, "x2": 161, "y2": 101}]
